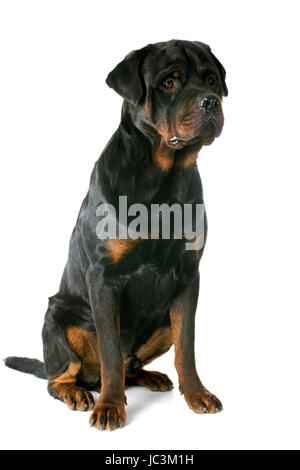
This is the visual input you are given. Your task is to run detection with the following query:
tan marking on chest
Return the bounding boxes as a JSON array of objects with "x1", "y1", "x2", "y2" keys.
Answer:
[
  {"x1": 153, "y1": 147, "x2": 174, "y2": 171},
  {"x1": 106, "y1": 239, "x2": 141, "y2": 264}
]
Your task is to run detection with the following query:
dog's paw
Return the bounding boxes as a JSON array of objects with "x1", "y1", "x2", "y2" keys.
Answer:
[
  {"x1": 184, "y1": 389, "x2": 223, "y2": 414},
  {"x1": 129, "y1": 369, "x2": 174, "y2": 392},
  {"x1": 89, "y1": 401, "x2": 126, "y2": 431},
  {"x1": 63, "y1": 386, "x2": 95, "y2": 411}
]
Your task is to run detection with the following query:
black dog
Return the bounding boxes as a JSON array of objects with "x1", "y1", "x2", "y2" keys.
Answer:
[{"x1": 6, "y1": 40, "x2": 228, "y2": 430}]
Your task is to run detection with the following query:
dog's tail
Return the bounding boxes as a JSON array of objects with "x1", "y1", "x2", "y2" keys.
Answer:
[{"x1": 4, "y1": 356, "x2": 47, "y2": 379}]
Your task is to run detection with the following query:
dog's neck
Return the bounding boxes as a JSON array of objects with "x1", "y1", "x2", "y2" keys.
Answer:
[
  {"x1": 120, "y1": 103, "x2": 201, "y2": 172},
  {"x1": 97, "y1": 106, "x2": 202, "y2": 208}
]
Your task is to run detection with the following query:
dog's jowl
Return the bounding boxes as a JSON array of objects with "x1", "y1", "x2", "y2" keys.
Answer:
[{"x1": 5, "y1": 40, "x2": 228, "y2": 430}]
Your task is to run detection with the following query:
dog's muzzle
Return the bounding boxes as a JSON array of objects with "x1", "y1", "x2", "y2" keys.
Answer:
[{"x1": 168, "y1": 93, "x2": 224, "y2": 147}]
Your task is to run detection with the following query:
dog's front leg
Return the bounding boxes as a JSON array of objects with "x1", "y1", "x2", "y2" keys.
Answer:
[
  {"x1": 170, "y1": 274, "x2": 223, "y2": 414},
  {"x1": 87, "y1": 268, "x2": 126, "y2": 430}
]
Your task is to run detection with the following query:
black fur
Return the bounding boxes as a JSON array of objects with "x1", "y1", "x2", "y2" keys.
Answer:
[{"x1": 5, "y1": 357, "x2": 47, "y2": 379}]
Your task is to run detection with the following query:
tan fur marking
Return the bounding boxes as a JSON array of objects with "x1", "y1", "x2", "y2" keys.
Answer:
[
  {"x1": 90, "y1": 401, "x2": 126, "y2": 430},
  {"x1": 49, "y1": 361, "x2": 95, "y2": 411},
  {"x1": 52, "y1": 362, "x2": 81, "y2": 384},
  {"x1": 144, "y1": 99, "x2": 152, "y2": 118},
  {"x1": 153, "y1": 147, "x2": 174, "y2": 171},
  {"x1": 129, "y1": 369, "x2": 173, "y2": 391},
  {"x1": 169, "y1": 303, "x2": 185, "y2": 384},
  {"x1": 136, "y1": 326, "x2": 173, "y2": 365},
  {"x1": 67, "y1": 327, "x2": 99, "y2": 364},
  {"x1": 175, "y1": 151, "x2": 198, "y2": 168},
  {"x1": 49, "y1": 362, "x2": 82, "y2": 398},
  {"x1": 106, "y1": 239, "x2": 141, "y2": 264}
]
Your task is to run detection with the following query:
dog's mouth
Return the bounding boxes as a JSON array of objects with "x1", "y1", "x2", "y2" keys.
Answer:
[
  {"x1": 168, "y1": 120, "x2": 222, "y2": 149},
  {"x1": 168, "y1": 136, "x2": 188, "y2": 146},
  {"x1": 168, "y1": 135, "x2": 201, "y2": 147}
]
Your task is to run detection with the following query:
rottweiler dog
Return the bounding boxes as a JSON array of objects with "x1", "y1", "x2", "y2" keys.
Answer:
[{"x1": 5, "y1": 39, "x2": 228, "y2": 430}]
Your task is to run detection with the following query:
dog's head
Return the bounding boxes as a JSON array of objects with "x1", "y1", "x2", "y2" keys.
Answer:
[{"x1": 106, "y1": 40, "x2": 228, "y2": 150}]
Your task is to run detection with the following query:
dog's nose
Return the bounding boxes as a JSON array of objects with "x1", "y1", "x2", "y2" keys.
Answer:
[{"x1": 200, "y1": 95, "x2": 220, "y2": 112}]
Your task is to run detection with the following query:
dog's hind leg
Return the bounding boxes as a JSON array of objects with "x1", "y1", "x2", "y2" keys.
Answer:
[
  {"x1": 125, "y1": 326, "x2": 174, "y2": 392},
  {"x1": 47, "y1": 362, "x2": 94, "y2": 411},
  {"x1": 42, "y1": 316, "x2": 95, "y2": 411}
]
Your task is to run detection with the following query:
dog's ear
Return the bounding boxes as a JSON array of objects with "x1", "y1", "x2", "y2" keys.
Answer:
[
  {"x1": 209, "y1": 51, "x2": 228, "y2": 97},
  {"x1": 106, "y1": 49, "x2": 144, "y2": 106},
  {"x1": 193, "y1": 42, "x2": 228, "y2": 97}
]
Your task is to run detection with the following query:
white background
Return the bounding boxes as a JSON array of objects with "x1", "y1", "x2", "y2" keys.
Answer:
[{"x1": 0, "y1": 0, "x2": 299, "y2": 450}]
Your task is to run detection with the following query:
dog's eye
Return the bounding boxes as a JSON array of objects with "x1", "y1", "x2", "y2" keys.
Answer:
[
  {"x1": 206, "y1": 75, "x2": 217, "y2": 86},
  {"x1": 163, "y1": 79, "x2": 175, "y2": 90}
]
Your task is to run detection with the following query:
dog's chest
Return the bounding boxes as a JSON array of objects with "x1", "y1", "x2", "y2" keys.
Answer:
[{"x1": 121, "y1": 261, "x2": 178, "y2": 319}]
